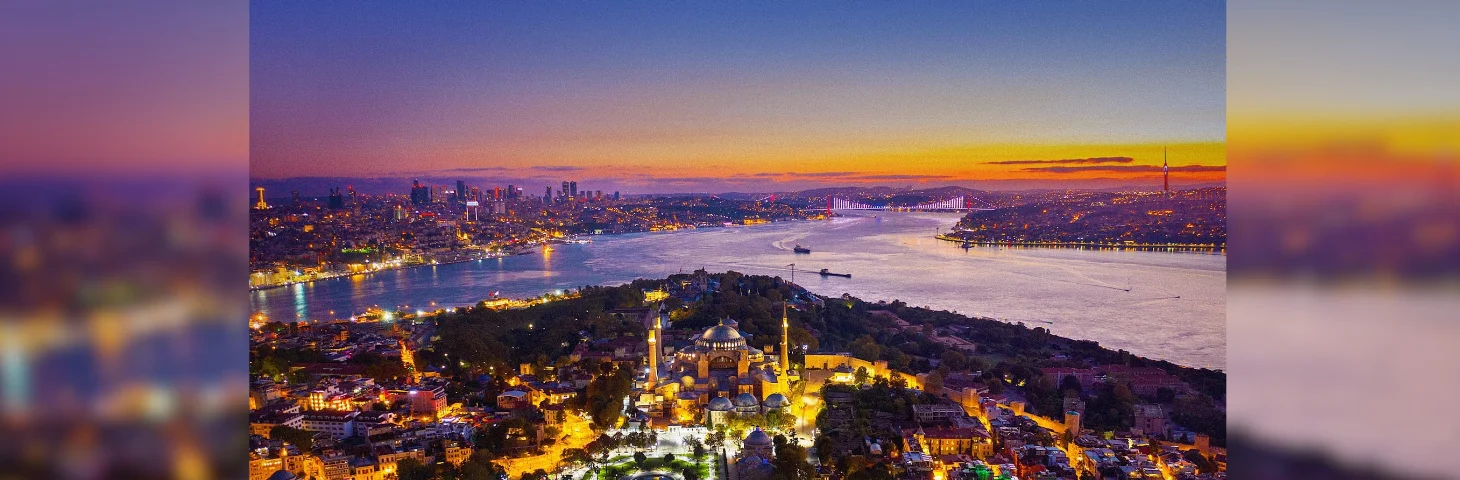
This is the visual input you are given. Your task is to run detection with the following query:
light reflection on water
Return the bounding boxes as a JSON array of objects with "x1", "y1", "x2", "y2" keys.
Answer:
[{"x1": 250, "y1": 212, "x2": 1225, "y2": 369}]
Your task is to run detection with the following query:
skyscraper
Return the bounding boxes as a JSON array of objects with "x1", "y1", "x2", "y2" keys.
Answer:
[
  {"x1": 292, "y1": 190, "x2": 301, "y2": 206},
  {"x1": 411, "y1": 179, "x2": 429, "y2": 206},
  {"x1": 456, "y1": 180, "x2": 467, "y2": 204},
  {"x1": 545, "y1": 186, "x2": 553, "y2": 204},
  {"x1": 569, "y1": 181, "x2": 578, "y2": 199},
  {"x1": 561, "y1": 181, "x2": 571, "y2": 200},
  {"x1": 506, "y1": 184, "x2": 515, "y2": 199},
  {"x1": 328, "y1": 187, "x2": 345, "y2": 209}
]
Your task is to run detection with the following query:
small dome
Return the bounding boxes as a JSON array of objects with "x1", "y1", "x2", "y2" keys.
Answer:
[
  {"x1": 707, "y1": 396, "x2": 734, "y2": 411},
  {"x1": 734, "y1": 392, "x2": 759, "y2": 407},
  {"x1": 744, "y1": 428, "x2": 773, "y2": 446},
  {"x1": 763, "y1": 393, "x2": 789, "y2": 408},
  {"x1": 267, "y1": 471, "x2": 300, "y2": 480},
  {"x1": 833, "y1": 364, "x2": 854, "y2": 373}
]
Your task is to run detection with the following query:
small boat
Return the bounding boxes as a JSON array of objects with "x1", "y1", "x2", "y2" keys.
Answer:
[
  {"x1": 793, "y1": 245, "x2": 811, "y2": 254},
  {"x1": 819, "y1": 268, "x2": 851, "y2": 278}
]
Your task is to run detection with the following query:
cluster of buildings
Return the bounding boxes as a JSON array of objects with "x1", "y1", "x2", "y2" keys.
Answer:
[
  {"x1": 247, "y1": 374, "x2": 469, "y2": 480},
  {"x1": 249, "y1": 269, "x2": 1224, "y2": 480},
  {"x1": 249, "y1": 319, "x2": 479, "y2": 480},
  {"x1": 949, "y1": 187, "x2": 1226, "y2": 248},
  {"x1": 248, "y1": 182, "x2": 814, "y2": 292}
]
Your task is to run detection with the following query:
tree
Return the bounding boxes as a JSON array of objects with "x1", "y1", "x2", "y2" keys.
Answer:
[
  {"x1": 562, "y1": 448, "x2": 591, "y2": 468},
  {"x1": 1113, "y1": 382, "x2": 1137, "y2": 404},
  {"x1": 770, "y1": 442, "x2": 815, "y2": 480},
  {"x1": 268, "y1": 425, "x2": 313, "y2": 452},
  {"x1": 633, "y1": 451, "x2": 647, "y2": 470},
  {"x1": 396, "y1": 458, "x2": 432, "y2": 480},
  {"x1": 662, "y1": 453, "x2": 675, "y2": 464},
  {"x1": 682, "y1": 467, "x2": 699, "y2": 480},
  {"x1": 940, "y1": 351, "x2": 967, "y2": 372},
  {"x1": 687, "y1": 436, "x2": 706, "y2": 459},
  {"x1": 706, "y1": 431, "x2": 727, "y2": 450},
  {"x1": 923, "y1": 371, "x2": 944, "y2": 393},
  {"x1": 1059, "y1": 374, "x2": 1083, "y2": 397},
  {"x1": 848, "y1": 335, "x2": 881, "y2": 362},
  {"x1": 459, "y1": 456, "x2": 505, "y2": 480},
  {"x1": 1183, "y1": 449, "x2": 1215, "y2": 473},
  {"x1": 845, "y1": 463, "x2": 894, "y2": 480},
  {"x1": 1156, "y1": 387, "x2": 1176, "y2": 404},
  {"x1": 854, "y1": 366, "x2": 871, "y2": 386}
]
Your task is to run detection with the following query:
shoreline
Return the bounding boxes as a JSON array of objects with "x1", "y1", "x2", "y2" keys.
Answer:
[
  {"x1": 934, "y1": 233, "x2": 1226, "y2": 253},
  {"x1": 249, "y1": 217, "x2": 825, "y2": 292}
]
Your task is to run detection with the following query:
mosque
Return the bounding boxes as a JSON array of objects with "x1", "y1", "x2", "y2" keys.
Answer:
[{"x1": 639, "y1": 305, "x2": 793, "y2": 425}]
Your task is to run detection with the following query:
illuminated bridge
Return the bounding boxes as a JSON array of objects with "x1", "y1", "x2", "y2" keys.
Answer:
[{"x1": 826, "y1": 195, "x2": 996, "y2": 212}]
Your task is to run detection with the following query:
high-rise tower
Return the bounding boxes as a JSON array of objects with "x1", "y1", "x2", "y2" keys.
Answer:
[
  {"x1": 1163, "y1": 147, "x2": 1170, "y2": 195},
  {"x1": 254, "y1": 187, "x2": 269, "y2": 210}
]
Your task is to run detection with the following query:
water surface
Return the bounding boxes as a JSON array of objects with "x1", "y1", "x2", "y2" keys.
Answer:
[{"x1": 251, "y1": 212, "x2": 1225, "y2": 369}]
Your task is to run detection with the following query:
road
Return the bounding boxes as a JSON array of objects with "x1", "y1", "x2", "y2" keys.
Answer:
[{"x1": 499, "y1": 413, "x2": 599, "y2": 478}]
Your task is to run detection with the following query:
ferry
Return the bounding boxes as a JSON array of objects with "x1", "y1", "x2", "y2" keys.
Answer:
[{"x1": 793, "y1": 245, "x2": 811, "y2": 254}]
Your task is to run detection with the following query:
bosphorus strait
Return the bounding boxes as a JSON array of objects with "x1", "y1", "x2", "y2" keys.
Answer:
[{"x1": 252, "y1": 212, "x2": 1224, "y2": 369}]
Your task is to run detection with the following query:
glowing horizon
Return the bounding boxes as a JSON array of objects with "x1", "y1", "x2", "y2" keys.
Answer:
[{"x1": 250, "y1": 2, "x2": 1226, "y2": 193}]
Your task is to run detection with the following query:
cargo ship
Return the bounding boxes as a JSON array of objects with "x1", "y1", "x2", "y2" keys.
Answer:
[
  {"x1": 819, "y1": 268, "x2": 851, "y2": 278},
  {"x1": 793, "y1": 245, "x2": 811, "y2": 254}
]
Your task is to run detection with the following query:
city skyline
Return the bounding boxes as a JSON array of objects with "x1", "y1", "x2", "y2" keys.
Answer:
[{"x1": 251, "y1": 2, "x2": 1225, "y2": 193}]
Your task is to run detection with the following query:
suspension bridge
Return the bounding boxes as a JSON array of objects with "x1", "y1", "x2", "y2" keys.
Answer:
[{"x1": 824, "y1": 195, "x2": 996, "y2": 212}]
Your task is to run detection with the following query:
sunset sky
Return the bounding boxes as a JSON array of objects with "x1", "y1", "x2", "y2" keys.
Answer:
[{"x1": 250, "y1": 2, "x2": 1226, "y2": 194}]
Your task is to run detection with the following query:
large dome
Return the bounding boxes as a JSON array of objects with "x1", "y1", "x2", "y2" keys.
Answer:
[
  {"x1": 763, "y1": 393, "x2": 789, "y2": 408},
  {"x1": 697, "y1": 319, "x2": 748, "y2": 350},
  {"x1": 700, "y1": 324, "x2": 744, "y2": 342},
  {"x1": 734, "y1": 392, "x2": 760, "y2": 408}
]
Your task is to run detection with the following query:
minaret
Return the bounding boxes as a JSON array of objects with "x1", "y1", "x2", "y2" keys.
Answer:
[
  {"x1": 1163, "y1": 147, "x2": 1170, "y2": 195},
  {"x1": 648, "y1": 309, "x2": 663, "y2": 388},
  {"x1": 647, "y1": 324, "x2": 658, "y2": 387},
  {"x1": 780, "y1": 303, "x2": 790, "y2": 373}
]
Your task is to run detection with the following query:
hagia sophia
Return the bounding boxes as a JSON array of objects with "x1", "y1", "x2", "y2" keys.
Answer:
[
  {"x1": 637, "y1": 306, "x2": 794, "y2": 425},
  {"x1": 634, "y1": 301, "x2": 924, "y2": 429}
]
